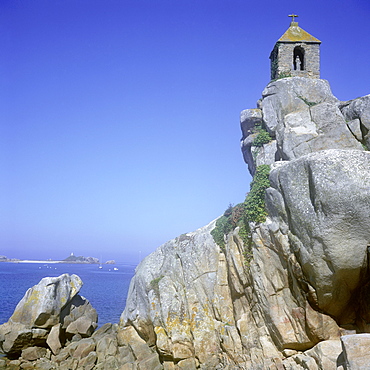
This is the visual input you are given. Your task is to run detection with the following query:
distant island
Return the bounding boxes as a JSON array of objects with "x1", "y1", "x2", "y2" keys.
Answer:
[
  {"x1": 0, "y1": 255, "x2": 20, "y2": 263},
  {"x1": 0, "y1": 253, "x2": 115, "y2": 265},
  {"x1": 62, "y1": 254, "x2": 100, "y2": 264}
]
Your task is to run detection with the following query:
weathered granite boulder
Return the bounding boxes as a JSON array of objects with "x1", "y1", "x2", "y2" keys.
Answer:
[
  {"x1": 0, "y1": 277, "x2": 159, "y2": 369},
  {"x1": 340, "y1": 94, "x2": 370, "y2": 148},
  {"x1": 10, "y1": 274, "x2": 82, "y2": 328},
  {"x1": 241, "y1": 77, "x2": 364, "y2": 174},
  {"x1": 240, "y1": 106, "x2": 279, "y2": 175},
  {"x1": 46, "y1": 324, "x2": 62, "y2": 355},
  {"x1": 261, "y1": 77, "x2": 338, "y2": 133},
  {"x1": 266, "y1": 149, "x2": 370, "y2": 320},
  {"x1": 61, "y1": 295, "x2": 98, "y2": 337},
  {"x1": 119, "y1": 214, "x2": 344, "y2": 368},
  {"x1": 21, "y1": 346, "x2": 47, "y2": 361},
  {"x1": 121, "y1": 222, "x2": 233, "y2": 368},
  {"x1": 0, "y1": 274, "x2": 97, "y2": 359},
  {"x1": 0, "y1": 322, "x2": 33, "y2": 357},
  {"x1": 341, "y1": 334, "x2": 370, "y2": 369},
  {"x1": 240, "y1": 108, "x2": 263, "y2": 138}
]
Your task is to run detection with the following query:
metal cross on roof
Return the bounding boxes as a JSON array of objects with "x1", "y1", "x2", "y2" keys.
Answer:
[{"x1": 288, "y1": 14, "x2": 299, "y2": 22}]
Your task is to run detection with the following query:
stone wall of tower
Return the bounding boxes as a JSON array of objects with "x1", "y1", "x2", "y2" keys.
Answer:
[{"x1": 270, "y1": 42, "x2": 320, "y2": 80}]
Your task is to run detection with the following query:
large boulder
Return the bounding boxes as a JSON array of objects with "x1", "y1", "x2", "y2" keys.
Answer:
[
  {"x1": 279, "y1": 101, "x2": 363, "y2": 160},
  {"x1": 0, "y1": 274, "x2": 98, "y2": 358},
  {"x1": 240, "y1": 106, "x2": 278, "y2": 175},
  {"x1": 121, "y1": 221, "x2": 247, "y2": 367},
  {"x1": 266, "y1": 149, "x2": 370, "y2": 320},
  {"x1": 10, "y1": 274, "x2": 82, "y2": 328},
  {"x1": 61, "y1": 294, "x2": 98, "y2": 337},
  {"x1": 340, "y1": 94, "x2": 370, "y2": 148},
  {"x1": 261, "y1": 77, "x2": 338, "y2": 134},
  {"x1": 340, "y1": 334, "x2": 370, "y2": 369},
  {"x1": 241, "y1": 77, "x2": 364, "y2": 175},
  {"x1": 0, "y1": 322, "x2": 33, "y2": 357},
  {"x1": 0, "y1": 274, "x2": 158, "y2": 369}
]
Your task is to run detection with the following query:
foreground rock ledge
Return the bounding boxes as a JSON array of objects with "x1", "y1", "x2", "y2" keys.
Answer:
[
  {"x1": 0, "y1": 274, "x2": 162, "y2": 369},
  {"x1": 0, "y1": 274, "x2": 97, "y2": 358}
]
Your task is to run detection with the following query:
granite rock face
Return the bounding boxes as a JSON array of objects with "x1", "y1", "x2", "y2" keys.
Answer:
[
  {"x1": 120, "y1": 217, "x2": 344, "y2": 368},
  {"x1": 341, "y1": 94, "x2": 370, "y2": 148},
  {"x1": 266, "y1": 149, "x2": 370, "y2": 320},
  {"x1": 340, "y1": 334, "x2": 370, "y2": 369},
  {"x1": 121, "y1": 222, "x2": 241, "y2": 368},
  {"x1": 0, "y1": 274, "x2": 98, "y2": 359},
  {"x1": 0, "y1": 275, "x2": 161, "y2": 369},
  {"x1": 116, "y1": 77, "x2": 370, "y2": 368},
  {"x1": 0, "y1": 322, "x2": 161, "y2": 369},
  {"x1": 10, "y1": 274, "x2": 83, "y2": 328},
  {"x1": 241, "y1": 77, "x2": 364, "y2": 174}
]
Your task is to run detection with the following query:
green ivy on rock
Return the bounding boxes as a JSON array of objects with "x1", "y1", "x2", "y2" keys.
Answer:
[
  {"x1": 244, "y1": 165, "x2": 271, "y2": 223},
  {"x1": 210, "y1": 165, "x2": 271, "y2": 262},
  {"x1": 252, "y1": 124, "x2": 272, "y2": 147}
]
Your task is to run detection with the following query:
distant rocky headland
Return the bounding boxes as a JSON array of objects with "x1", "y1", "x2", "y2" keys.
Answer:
[
  {"x1": 62, "y1": 254, "x2": 100, "y2": 264},
  {"x1": 0, "y1": 255, "x2": 20, "y2": 263},
  {"x1": 0, "y1": 254, "x2": 115, "y2": 265}
]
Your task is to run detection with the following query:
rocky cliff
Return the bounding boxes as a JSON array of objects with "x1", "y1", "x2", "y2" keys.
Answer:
[
  {"x1": 1, "y1": 77, "x2": 370, "y2": 369},
  {"x1": 120, "y1": 77, "x2": 370, "y2": 369}
]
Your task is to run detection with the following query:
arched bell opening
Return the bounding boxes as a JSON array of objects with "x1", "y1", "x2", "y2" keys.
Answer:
[{"x1": 293, "y1": 46, "x2": 305, "y2": 71}]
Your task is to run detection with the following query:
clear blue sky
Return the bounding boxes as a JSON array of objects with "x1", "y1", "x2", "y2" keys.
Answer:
[{"x1": 1, "y1": 0, "x2": 369, "y2": 263}]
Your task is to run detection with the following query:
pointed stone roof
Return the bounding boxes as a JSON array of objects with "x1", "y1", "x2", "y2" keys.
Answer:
[{"x1": 278, "y1": 22, "x2": 321, "y2": 43}]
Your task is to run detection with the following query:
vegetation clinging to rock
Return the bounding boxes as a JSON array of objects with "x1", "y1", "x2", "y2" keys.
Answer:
[
  {"x1": 252, "y1": 123, "x2": 272, "y2": 147},
  {"x1": 211, "y1": 205, "x2": 241, "y2": 251},
  {"x1": 244, "y1": 165, "x2": 271, "y2": 223},
  {"x1": 211, "y1": 165, "x2": 271, "y2": 255}
]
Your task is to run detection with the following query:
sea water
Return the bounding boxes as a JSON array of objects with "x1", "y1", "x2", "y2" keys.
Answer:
[{"x1": 0, "y1": 262, "x2": 136, "y2": 326}]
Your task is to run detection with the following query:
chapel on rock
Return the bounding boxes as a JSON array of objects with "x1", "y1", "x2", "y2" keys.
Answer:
[{"x1": 270, "y1": 15, "x2": 321, "y2": 80}]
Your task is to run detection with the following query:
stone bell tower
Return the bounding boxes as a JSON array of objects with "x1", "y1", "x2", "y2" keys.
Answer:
[{"x1": 270, "y1": 15, "x2": 321, "y2": 80}]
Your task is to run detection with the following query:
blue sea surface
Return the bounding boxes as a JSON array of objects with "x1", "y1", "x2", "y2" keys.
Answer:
[{"x1": 0, "y1": 262, "x2": 136, "y2": 326}]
